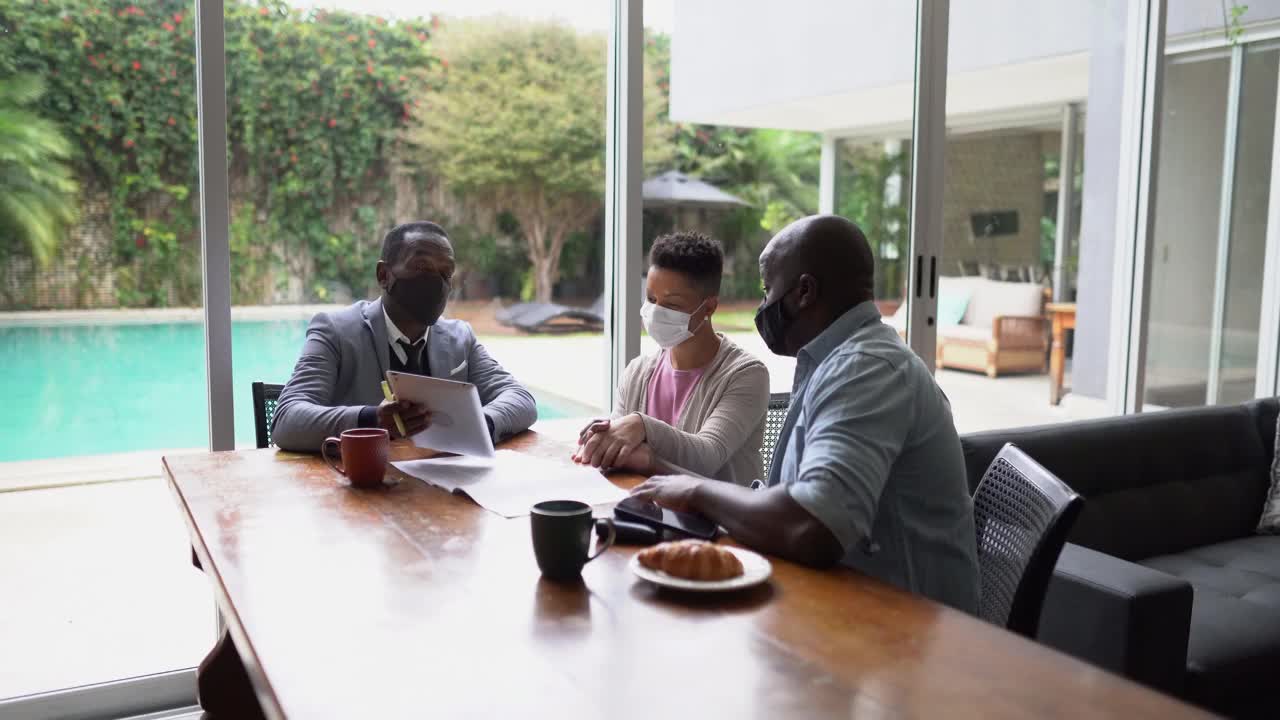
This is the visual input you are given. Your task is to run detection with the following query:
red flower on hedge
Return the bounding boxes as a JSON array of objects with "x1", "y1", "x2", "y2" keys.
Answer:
[
  {"x1": 135, "y1": 235, "x2": 146, "y2": 249},
  {"x1": 168, "y1": 116, "x2": 176, "y2": 126},
  {"x1": 366, "y1": 63, "x2": 374, "y2": 74},
  {"x1": 124, "y1": 138, "x2": 135, "y2": 148},
  {"x1": 259, "y1": 7, "x2": 269, "y2": 16},
  {"x1": 347, "y1": 34, "x2": 357, "y2": 42},
  {"x1": 399, "y1": 75, "x2": 406, "y2": 83},
  {"x1": 376, "y1": 80, "x2": 384, "y2": 89},
  {"x1": 441, "y1": 58, "x2": 449, "y2": 70},
  {"x1": 328, "y1": 118, "x2": 337, "y2": 128},
  {"x1": 368, "y1": 39, "x2": 377, "y2": 49},
  {"x1": 417, "y1": 32, "x2": 427, "y2": 42},
  {"x1": 162, "y1": 22, "x2": 174, "y2": 32},
  {"x1": 290, "y1": 153, "x2": 298, "y2": 164},
  {"x1": 173, "y1": 13, "x2": 183, "y2": 24},
  {"x1": 83, "y1": 40, "x2": 92, "y2": 48}
]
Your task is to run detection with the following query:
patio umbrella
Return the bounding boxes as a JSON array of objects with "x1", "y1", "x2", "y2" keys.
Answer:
[{"x1": 642, "y1": 170, "x2": 750, "y2": 209}]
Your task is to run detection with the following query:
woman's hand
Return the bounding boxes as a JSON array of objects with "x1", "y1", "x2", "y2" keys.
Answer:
[
  {"x1": 577, "y1": 413, "x2": 646, "y2": 470},
  {"x1": 573, "y1": 414, "x2": 647, "y2": 470}
]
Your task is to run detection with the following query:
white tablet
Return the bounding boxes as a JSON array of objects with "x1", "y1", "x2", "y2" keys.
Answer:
[{"x1": 384, "y1": 371, "x2": 496, "y2": 458}]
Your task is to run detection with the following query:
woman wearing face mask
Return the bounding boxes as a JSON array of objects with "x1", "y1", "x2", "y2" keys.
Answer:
[{"x1": 574, "y1": 232, "x2": 769, "y2": 485}]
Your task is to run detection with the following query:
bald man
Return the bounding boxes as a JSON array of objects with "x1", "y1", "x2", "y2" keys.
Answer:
[{"x1": 632, "y1": 214, "x2": 979, "y2": 613}]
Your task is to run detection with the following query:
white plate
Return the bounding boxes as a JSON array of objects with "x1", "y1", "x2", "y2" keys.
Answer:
[{"x1": 628, "y1": 545, "x2": 772, "y2": 592}]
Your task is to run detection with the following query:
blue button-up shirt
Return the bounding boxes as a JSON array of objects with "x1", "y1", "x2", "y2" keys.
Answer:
[{"x1": 767, "y1": 301, "x2": 980, "y2": 612}]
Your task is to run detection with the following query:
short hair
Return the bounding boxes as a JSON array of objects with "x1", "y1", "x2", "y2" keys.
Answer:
[
  {"x1": 381, "y1": 221, "x2": 449, "y2": 264},
  {"x1": 649, "y1": 231, "x2": 723, "y2": 296}
]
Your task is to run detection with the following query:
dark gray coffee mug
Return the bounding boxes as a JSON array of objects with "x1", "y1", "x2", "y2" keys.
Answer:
[{"x1": 530, "y1": 500, "x2": 616, "y2": 581}]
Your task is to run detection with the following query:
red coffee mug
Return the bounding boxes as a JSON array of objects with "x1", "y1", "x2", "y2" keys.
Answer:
[{"x1": 321, "y1": 428, "x2": 390, "y2": 488}]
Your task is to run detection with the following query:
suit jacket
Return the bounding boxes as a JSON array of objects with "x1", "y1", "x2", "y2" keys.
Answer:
[{"x1": 272, "y1": 298, "x2": 537, "y2": 452}]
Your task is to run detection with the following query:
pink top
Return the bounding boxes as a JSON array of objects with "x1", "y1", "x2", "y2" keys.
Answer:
[{"x1": 644, "y1": 351, "x2": 708, "y2": 426}]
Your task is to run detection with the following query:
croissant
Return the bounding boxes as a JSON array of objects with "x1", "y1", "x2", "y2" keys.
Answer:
[{"x1": 637, "y1": 540, "x2": 744, "y2": 581}]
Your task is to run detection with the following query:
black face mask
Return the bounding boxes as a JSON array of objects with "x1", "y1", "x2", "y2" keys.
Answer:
[
  {"x1": 755, "y1": 284, "x2": 797, "y2": 357},
  {"x1": 388, "y1": 271, "x2": 450, "y2": 327}
]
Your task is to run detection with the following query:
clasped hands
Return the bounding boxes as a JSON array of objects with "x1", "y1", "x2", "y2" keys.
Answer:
[{"x1": 571, "y1": 413, "x2": 653, "y2": 473}]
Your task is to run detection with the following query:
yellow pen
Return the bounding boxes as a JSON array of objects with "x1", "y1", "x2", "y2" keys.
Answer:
[{"x1": 380, "y1": 380, "x2": 408, "y2": 437}]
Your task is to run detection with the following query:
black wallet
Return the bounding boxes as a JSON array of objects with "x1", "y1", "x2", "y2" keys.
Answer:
[{"x1": 597, "y1": 519, "x2": 661, "y2": 545}]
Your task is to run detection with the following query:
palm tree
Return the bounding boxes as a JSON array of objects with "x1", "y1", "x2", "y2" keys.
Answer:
[{"x1": 0, "y1": 75, "x2": 78, "y2": 268}]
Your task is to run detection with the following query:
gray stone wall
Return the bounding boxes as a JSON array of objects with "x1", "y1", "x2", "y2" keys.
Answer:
[
  {"x1": 1, "y1": 184, "x2": 117, "y2": 310},
  {"x1": 941, "y1": 132, "x2": 1045, "y2": 277}
]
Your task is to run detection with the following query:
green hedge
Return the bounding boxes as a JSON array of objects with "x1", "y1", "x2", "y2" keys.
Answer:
[{"x1": 0, "y1": 0, "x2": 440, "y2": 306}]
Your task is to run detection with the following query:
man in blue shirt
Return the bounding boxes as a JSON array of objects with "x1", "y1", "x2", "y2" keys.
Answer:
[{"x1": 632, "y1": 214, "x2": 980, "y2": 612}]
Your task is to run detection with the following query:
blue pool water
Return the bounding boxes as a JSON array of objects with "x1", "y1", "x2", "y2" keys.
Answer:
[{"x1": 0, "y1": 320, "x2": 568, "y2": 462}]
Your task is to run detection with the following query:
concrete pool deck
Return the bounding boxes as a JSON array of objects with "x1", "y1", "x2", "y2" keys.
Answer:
[
  {"x1": 1, "y1": 302, "x2": 1111, "y2": 489},
  {"x1": 0, "y1": 304, "x2": 338, "y2": 327},
  {"x1": 0, "y1": 325, "x2": 1108, "y2": 490}
]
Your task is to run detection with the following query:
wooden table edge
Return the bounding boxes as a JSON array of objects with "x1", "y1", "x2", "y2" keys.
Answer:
[{"x1": 164, "y1": 453, "x2": 288, "y2": 720}]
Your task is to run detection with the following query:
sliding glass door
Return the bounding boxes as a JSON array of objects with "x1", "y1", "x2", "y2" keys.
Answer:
[{"x1": 1143, "y1": 40, "x2": 1280, "y2": 409}]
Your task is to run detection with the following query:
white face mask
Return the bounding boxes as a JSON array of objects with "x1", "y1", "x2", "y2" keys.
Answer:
[{"x1": 641, "y1": 300, "x2": 706, "y2": 349}]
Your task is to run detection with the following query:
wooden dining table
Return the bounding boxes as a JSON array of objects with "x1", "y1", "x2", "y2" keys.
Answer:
[{"x1": 165, "y1": 420, "x2": 1209, "y2": 720}]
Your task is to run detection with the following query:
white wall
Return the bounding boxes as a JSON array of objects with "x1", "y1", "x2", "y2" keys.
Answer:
[{"x1": 670, "y1": 0, "x2": 1095, "y2": 132}]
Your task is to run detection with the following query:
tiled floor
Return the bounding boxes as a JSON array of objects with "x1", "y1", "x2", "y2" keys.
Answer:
[{"x1": 0, "y1": 478, "x2": 214, "y2": 701}]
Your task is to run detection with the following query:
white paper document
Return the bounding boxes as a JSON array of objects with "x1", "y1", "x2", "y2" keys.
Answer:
[{"x1": 392, "y1": 450, "x2": 627, "y2": 518}]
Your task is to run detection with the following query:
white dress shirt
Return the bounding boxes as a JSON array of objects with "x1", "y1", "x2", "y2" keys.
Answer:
[{"x1": 383, "y1": 308, "x2": 428, "y2": 368}]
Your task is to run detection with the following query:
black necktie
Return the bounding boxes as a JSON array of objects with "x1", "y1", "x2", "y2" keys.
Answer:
[{"x1": 397, "y1": 339, "x2": 425, "y2": 376}]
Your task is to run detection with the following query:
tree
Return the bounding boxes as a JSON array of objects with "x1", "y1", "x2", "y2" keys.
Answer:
[
  {"x1": 416, "y1": 19, "x2": 669, "y2": 303},
  {"x1": 0, "y1": 75, "x2": 78, "y2": 268}
]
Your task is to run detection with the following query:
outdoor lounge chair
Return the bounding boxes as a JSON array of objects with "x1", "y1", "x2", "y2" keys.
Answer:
[{"x1": 495, "y1": 295, "x2": 605, "y2": 334}]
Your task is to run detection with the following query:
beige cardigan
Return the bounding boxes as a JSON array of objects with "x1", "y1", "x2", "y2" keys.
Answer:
[{"x1": 613, "y1": 335, "x2": 769, "y2": 485}]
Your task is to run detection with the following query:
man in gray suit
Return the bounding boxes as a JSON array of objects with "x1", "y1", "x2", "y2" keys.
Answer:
[{"x1": 273, "y1": 221, "x2": 537, "y2": 452}]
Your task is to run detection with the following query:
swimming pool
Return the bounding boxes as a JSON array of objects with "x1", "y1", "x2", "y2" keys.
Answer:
[{"x1": 0, "y1": 320, "x2": 572, "y2": 462}]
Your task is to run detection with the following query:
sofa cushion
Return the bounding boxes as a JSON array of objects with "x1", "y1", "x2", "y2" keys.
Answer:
[
  {"x1": 964, "y1": 279, "x2": 1043, "y2": 328},
  {"x1": 1141, "y1": 536, "x2": 1280, "y2": 714},
  {"x1": 938, "y1": 324, "x2": 991, "y2": 343},
  {"x1": 960, "y1": 403, "x2": 1271, "y2": 560}
]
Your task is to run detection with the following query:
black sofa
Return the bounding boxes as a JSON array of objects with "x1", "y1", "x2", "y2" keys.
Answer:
[{"x1": 961, "y1": 398, "x2": 1279, "y2": 718}]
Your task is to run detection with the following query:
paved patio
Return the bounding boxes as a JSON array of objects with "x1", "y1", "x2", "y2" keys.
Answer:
[{"x1": 487, "y1": 330, "x2": 1111, "y2": 433}]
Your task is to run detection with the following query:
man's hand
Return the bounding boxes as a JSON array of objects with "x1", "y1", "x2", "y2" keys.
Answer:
[
  {"x1": 630, "y1": 474, "x2": 704, "y2": 513},
  {"x1": 576, "y1": 413, "x2": 646, "y2": 470},
  {"x1": 377, "y1": 399, "x2": 430, "y2": 438}
]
